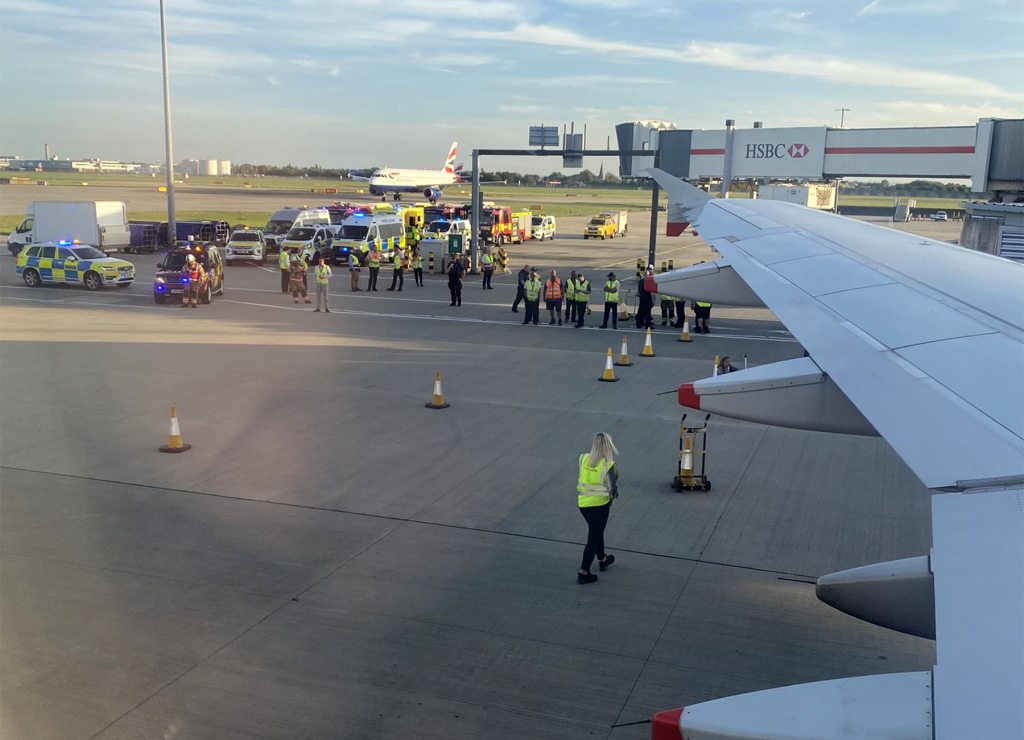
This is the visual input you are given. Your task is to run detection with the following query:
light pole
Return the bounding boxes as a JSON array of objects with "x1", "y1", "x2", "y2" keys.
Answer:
[
  {"x1": 159, "y1": 0, "x2": 176, "y2": 250},
  {"x1": 835, "y1": 107, "x2": 850, "y2": 128}
]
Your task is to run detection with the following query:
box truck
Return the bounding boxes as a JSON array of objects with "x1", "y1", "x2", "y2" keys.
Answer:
[{"x1": 8, "y1": 201, "x2": 131, "y2": 255}]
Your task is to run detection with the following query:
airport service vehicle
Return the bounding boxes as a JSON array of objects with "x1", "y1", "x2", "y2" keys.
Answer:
[
  {"x1": 510, "y1": 211, "x2": 532, "y2": 244},
  {"x1": 153, "y1": 245, "x2": 224, "y2": 305},
  {"x1": 9, "y1": 201, "x2": 130, "y2": 255},
  {"x1": 479, "y1": 206, "x2": 513, "y2": 246},
  {"x1": 279, "y1": 225, "x2": 334, "y2": 265},
  {"x1": 931, "y1": 210, "x2": 948, "y2": 221},
  {"x1": 225, "y1": 229, "x2": 267, "y2": 266},
  {"x1": 646, "y1": 168, "x2": 1024, "y2": 740},
  {"x1": 262, "y1": 207, "x2": 331, "y2": 252},
  {"x1": 420, "y1": 219, "x2": 472, "y2": 245},
  {"x1": 330, "y1": 212, "x2": 405, "y2": 265},
  {"x1": 531, "y1": 215, "x2": 556, "y2": 240},
  {"x1": 583, "y1": 214, "x2": 616, "y2": 239},
  {"x1": 15, "y1": 241, "x2": 135, "y2": 290}
]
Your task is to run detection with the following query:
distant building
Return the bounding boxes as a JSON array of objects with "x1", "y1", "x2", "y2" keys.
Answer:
[{"x1": 179, "y1": 158, "x2": 232, "y2": 176}]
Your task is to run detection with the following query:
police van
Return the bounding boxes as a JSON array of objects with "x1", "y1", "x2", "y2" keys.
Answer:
[
  {"x1": 279, "y1": 224, "x2": 336, "y2": 264},
  {"x1": 262, "y1": 207, "x2": 331, "y2": 253},
  {"x1": 330, "y1": 212, "x2": 405, "y2": 265}
]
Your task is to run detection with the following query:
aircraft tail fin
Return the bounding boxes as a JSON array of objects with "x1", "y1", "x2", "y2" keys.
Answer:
[{"x1": 442, "y1": 142, "x2": 458, "y2": 173}]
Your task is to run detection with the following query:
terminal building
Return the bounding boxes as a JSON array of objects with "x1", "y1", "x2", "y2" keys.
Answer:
[{"x1": 616, "y1": 117, "x2": 1024, "y2": 261}]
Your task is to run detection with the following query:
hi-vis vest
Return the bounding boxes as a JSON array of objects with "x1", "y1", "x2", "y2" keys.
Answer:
[
  {"x1": 695, "y1": 300, "x2": 711, "y2": 308},
  {"x1": 576, "y1": 279, "x2": 590, "y2": 303},
  {"x1": 604, "y1": 280, "x2": 620, "y2": 303},
  {"x1": 544, "y1": 278, "x2": 562, "y2": 300},
  {"x1": 368, "y1": 250, "x2": 381, "y2": 268},
  {"x1": 394, "y1": 251, "x2": 404, "y2": 268},
  {"x1": 411, "y1": 253, "x2": 422, "y2": 269},
  {"x1": 482, "y1": 253, "x2": 494, "y2": 267},
  {"x1": 577, "y1": 453, "x2": 614, "y2": 507},
  {"x1": 316, "y1": 264, "x2": 331, "y2": 283},
  {"x1": 524, "y1": 277, "x2": 542, "y2": 301},
  {"x1": 348, "y1": 252, "x2": 359, "y2": 269},
  {"x1": 279, "y1": 250, "x2": 290, "y2": 270},
  {"x1": 565, "y1": 279, "x2": 576, "y2": 300}
]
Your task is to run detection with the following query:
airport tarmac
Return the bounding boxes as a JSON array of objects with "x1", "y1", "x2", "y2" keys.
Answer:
[{"x1": 1, "y1": 227, "x2": 937, "y2": 739}]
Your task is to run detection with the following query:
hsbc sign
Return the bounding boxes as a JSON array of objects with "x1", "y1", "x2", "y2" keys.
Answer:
[{"x1": 745, "y1": 142, "x2": 810, "y2": 159}]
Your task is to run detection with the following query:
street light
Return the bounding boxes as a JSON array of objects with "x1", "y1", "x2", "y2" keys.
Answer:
[{"x1": 159, "y1": 0, "x2": 176, "y2": 250}]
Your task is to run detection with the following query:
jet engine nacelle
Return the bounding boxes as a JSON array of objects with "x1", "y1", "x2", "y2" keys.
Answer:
[
  {"x1": 368, "y1": 186, "x2": 380, "y2": 196},
  {"x1": 424, "y1": 187, "x2": 442, "y2": 200}
]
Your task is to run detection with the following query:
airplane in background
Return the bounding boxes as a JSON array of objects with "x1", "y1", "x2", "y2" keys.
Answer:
[{"x1": 644, "y1": 168, "x2": 1023, "y2": 740}]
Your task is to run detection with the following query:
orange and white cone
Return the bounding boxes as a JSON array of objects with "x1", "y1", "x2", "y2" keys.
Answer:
[
  {"x1": 677, "y1": 316, "x2": 692, "y2": 343},
  {"x1": 599, "y1": 348, "x2": 619, "y2": 382},
  {"x1": 159, "y1": 405, "x2": 191, "y2": 453},
  {"x1": 615, "y1": 335, "x2": 633, "y2": 367},
  {"x1": 640, "y1": 327, "x2": 656, "y2": 357},
  {"x1": 425, "y1": 371, "x2": 450, "y2": 409},
  {"x1": 618, "y1": 297, "x2": 630, "y2": 321}
]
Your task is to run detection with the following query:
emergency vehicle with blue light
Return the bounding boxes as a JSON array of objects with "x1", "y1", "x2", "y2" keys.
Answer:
[{"x1": 15, "y1": 240, "x2": 135, "y2": 290}]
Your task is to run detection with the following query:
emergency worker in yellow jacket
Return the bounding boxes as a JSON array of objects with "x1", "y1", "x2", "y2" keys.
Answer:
[{"x1": 576, "y1": 432, "x2": 619, "y2": 584}]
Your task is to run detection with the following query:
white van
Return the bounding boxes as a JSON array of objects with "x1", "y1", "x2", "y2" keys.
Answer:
[
  {"x1": 279, "y1": 224, "x2": 334, "y2": 264},
  {"x1": 263, "y1": 207, "x2": 331, "y2": 252},
  {"x1": 330, "y1": 213, "x2": 406, "y2": 265},
  {"x1": 531, "y1": 215, "x2": 556, "y2": 240},
  {"x1": 422, "y1": 219, "x2": 472, "y2": 241}
]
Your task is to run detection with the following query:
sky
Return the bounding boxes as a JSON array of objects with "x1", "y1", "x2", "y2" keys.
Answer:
[{"x1": 1, "y1": 0, "x2": 1022, "y2": 175}]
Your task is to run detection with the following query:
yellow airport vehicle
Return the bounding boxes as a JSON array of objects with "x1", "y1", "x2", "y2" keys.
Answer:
[{"x1": 15, "y1": 240, "x2": 135, "y2": 290}]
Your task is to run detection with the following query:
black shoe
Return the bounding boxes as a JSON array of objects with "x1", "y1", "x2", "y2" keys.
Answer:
[
  {"x1": 661, "y1": 320, "x2": 668, "y2": 325},
  {"x1": 598, "y1": 554, "x2": 615, "y2": 572},
  {"x1": 190, "y1": 304, "x2": 197, "y2": 308},
  {"x1": 511, "y1": 308, "x2": 519, "y2": 313},
  {"x1": 522, "y1": 320, "x2": 529, "y2": 325},
  {"x1": 704, "y1": 327, "x2": 711, "y2": 334},
  {"x1": 549, "y1": 319, "x2": 556, "y2": 325},
  {"x1": 577, "y1": 572, "x2": 598, "y2": 585},
  {"x1": 314, "y1": 308, "x2": 320, "y2": 312},
  {"x1": 599, "y1": 324, "x2": 607, "y2": 329},
  {"x1": 372, "y1": 288, "x2": 378, "y2": 291},
  {"x1": 386, "y1": 288, "x2": 394, "y2": 291},
  {"x1": 558, "y1": 321, "x2": 562, "y2": 326},
  {"x1": 325, "y1": 309, "x2": 330, "y2": 313},
  {"x1": 457, "y1": 301, "x2": 461, "y2": 306},
  {"x1": 450, "y1": 302, "x2": 457, "y2": 306}
]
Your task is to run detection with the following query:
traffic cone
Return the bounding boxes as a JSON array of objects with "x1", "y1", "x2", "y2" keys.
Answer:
[
  {"x1": 159, "y1": 405, "x2": 191, "y2": 453},
  {"x1": 599, "y1": 348, "x2": 619, "y2": 382},
  {"x1": 713, "y1": 354, "x2": 720, "y2": 377},
  {"x1": 618, "y1": 297, "x2": 630, "y2": 320},
  {"x1": 615, "y1": 335, "x2": 633, "y2": 366},
  {"x1": 680, "y1": 436, "x2": 694, "y2": 477},
  {"x1": 677, "y1": 317, "x2": 692, "y2": 342},
  {"x1": 640, "y1": 327, "x2": 656, "y2": 357},
  {"x1": 425, "y1": 371, "x2": 450, "y2": 409}
]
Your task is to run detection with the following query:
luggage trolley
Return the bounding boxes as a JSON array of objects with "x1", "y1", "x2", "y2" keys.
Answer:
[{"x1": 673, "y1": 413, "x2": 711, "y2": 492}]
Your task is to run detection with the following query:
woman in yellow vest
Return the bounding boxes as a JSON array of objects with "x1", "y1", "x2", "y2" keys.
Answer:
[{"x1": 576, "y1": 432, "x2": 618, "y2": 584}]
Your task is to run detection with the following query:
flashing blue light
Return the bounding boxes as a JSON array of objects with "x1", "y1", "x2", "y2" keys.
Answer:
[
  {"x1": 437, "y1": 219, "x2": 447, "y2": 223},
  {"x1": 156, "y1": 284, "x2": 165, "y2": 292},
  {"x1": 353, "y1": 213, "x2": 365, "y2": 218},
  {"x1": 58, "y1": 240, "x2": 72, "y2": 246},
  {"x1": 182, "y1": 277, "x2": 189, "y2": 284}
]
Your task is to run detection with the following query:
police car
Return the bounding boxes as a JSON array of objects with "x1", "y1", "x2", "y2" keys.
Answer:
[{"x1": 15, "y1": 240, "x2": 135, "y2": 290}]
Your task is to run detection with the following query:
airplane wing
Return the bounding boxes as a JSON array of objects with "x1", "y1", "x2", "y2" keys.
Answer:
[{"x1": 645, "y1": 168, "x2": 1024, "y2": 740}]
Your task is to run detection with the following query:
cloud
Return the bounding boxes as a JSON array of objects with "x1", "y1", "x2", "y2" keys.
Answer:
[
  {"x1": 409, "y1": 52, "x2": 497, "y2": 67},
  {"x1": 523, "y1": 74, "x2": 670, "y2": 87},
  {"x1": 497, "y1": 104, "x2": 543, "y2": 114},
  {"x1": 463, "y1": 23, "x2": 1022, "y2": 100},
  {"x1": 858, "y1": 0, "x2": 961, "y2": 14},
  {"x1": 266, "y1": 76, "x2": 281, "y2": 85}
]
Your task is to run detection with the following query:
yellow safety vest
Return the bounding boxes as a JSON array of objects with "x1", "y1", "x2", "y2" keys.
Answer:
[
  {"x1": 565, "y1": 279, "x2": 576, "y2": 300},
  {"x1": 604, "y1": 280, "x2": 619, "y2": 303},
  {"x1": 696, "y1": 301, "x2": 711, "y2": 308},
  {"x1": 347, "y1": 253, "x2": 359, "y2": 270},
  {"x1": 368, "y1": 250, "x2": 381, "y2": 268},
  {"x1": 315, "y1": 265, "x2": 331, "y2": 284},
  {"x1": 577, "y1": 453, "x2": 614, "y2": 507},
  {"x1": 662, "y1": 294, "x2": 678, "y2": 302},
  {"x1": 482, "y1": 254, "x2": 493, "y2": 267},
  {"x1": 411, "y1": 254, "x2": 422, "y2": 269},
  {"x1": 279, "y1": 250, "x2": 290, "y2": 270},
  {"x1": 524, "y1": 277, "x2": 542, "y2": 301},
  {"x1": 576, "y1": 279, "x2": 590, "y2": 303}
]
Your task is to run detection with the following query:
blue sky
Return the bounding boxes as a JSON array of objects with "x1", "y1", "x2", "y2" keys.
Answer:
[{"x1": 1, "y1": 0, "x2": 1022, "y2": 174}]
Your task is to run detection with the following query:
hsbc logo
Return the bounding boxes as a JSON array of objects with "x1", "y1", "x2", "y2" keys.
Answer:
[{"x1": 745, "y1": 143, "x2": 810, "y2": 159}]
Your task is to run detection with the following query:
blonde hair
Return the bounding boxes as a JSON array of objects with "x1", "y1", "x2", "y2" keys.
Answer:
[{"x1": 588, "y1": 432, "x2": 618, "y2": 465}]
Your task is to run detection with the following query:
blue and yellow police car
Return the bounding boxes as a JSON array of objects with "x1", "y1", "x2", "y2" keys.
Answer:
[{"x1": 15, "y1": 241, "x2": 135, "y2": 290}]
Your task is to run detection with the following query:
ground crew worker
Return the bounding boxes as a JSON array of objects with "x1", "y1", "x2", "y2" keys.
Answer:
[
  {"x1": 660, "y1": 293, "x2": 678, "y2": 325},
  {"x1": 314, "y1": 257, "x2": 332, "y2": 312},
  {"x1": 289, "y1": 254, "x2": 310, "y2": 304},
  {"x1": 599, "y1": 272, "x2": 620, "y2": 329},
  {"x1": 411, "y1": 246, "x2": 423, "y2": 287},
  {"x1": 564, "y1": 270, "x2": 577, "y2": 324},
  {"x1": 182, "y1": 253, "x2": 204, "y2": 309},
  {"x1": 387, "y1": 247, "x2": 404, "y2": 291},
  {"x1": 447, "y1": 254, "x2": 464, "y2": 307},
  {"x1": 576, "y1": 432, "x2": 619, "y2": 584},
  {"x1": 348, "y1": 250, "x2": 361, "y2": 292},
  {"x1": 674, "y1": 299, "x2": 688, "y2": 329},
  {"x1": 694, "y1": 300, "x2": 712, "y2": 333},
  {"x1": 511, "y1": 264, "x2": 529, "y2": 313},
  {"x1": 545, "y1": 269, "x2": 563, "y2": 326},
  {"x1": 635, "y1": 266, "x2": 655, "y2": 329},
  {"x1": 367, "y1": 245, "x2": 381, "y2": 291},
  {"x1": 522, "y1": 267, "x2": 542, "y2": 325},
  {"x1": 481, "y1": 248, "x2": 494, "y2": 289},
  {"x1": 574, "y1": 273, "x2": 591, "y2": 328},
  {"x1": 279, "y1": 248, "x2": 291, "y2": 293}
]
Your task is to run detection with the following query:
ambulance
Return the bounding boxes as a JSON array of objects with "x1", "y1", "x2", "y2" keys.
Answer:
[{"x1": 329, "y1": 212, "x2": 406, "y2": 265}]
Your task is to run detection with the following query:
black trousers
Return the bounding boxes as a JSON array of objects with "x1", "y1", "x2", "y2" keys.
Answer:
[
  {"x1": 566, "y1": 299, "x2": 577, "y2": 322},
  {"x1": 524, "y1": 299, "x2": 540, "y2": 324},
  {"x1": 512, "y1": 285, "x2": 525, "y2": 310},
  {"x1": 482, "y1": 269, "x2": 493, "y2": 289},
  {"x1": 636, "y1": 297, "x2": 653, "y2": 328},
  {"x1": 661, "y1": 300, "x2": 675, "y2": 321},
  {"x1": 280, "y1": 268, "x2": 289, "y2": 292},
  {"x1": 389, "y1": 268, "x2": 404, "y2": 290},
  {"x1": 413, "y1": 267, "x2": 423, "y2": 286},
  {"x1": 579, "y1": 503, "x2": 610, "y2": 571},
  {"x1": 449, "y1": 280, "x2": 462, "y2": 306},
  {"x1": 368, "y1": 266, "x2": 379, "y2": 290},
  {"x1": 576, "y1": 301, "x2": 587, "y2": 327},
  {"x1": 601, "y1": 301, "x2": 618, "y2": 328}
]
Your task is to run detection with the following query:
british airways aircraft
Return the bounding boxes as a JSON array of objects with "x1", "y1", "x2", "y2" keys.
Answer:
[{"x1": 354, "y1": 142, "x2": 461, "y2": 203}]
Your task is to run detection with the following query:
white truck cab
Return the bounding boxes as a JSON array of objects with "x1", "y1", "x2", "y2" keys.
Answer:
[{"x1": 531, "y1": 215, "x2": 556, "y2": 240}]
